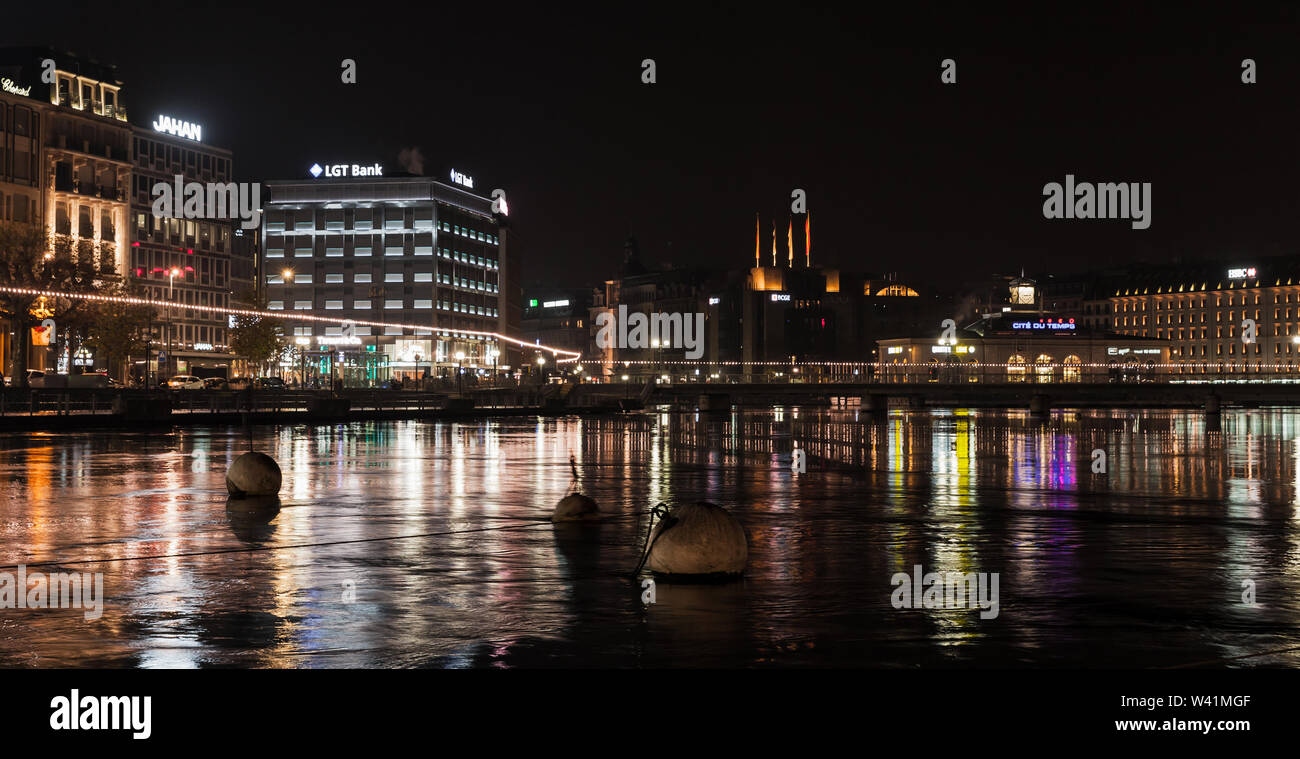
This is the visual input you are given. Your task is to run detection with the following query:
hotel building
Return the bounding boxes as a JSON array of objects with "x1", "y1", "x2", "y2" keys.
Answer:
[
  {"x1": 1104, "y1": 259, "x2": 1300, "y2": 377},
  {"x1": 128, "y1": 120, "x2": 240, "y2": 380},
  {"x1": 261, "y1": 171, "x2": 515, "y2": 386},
  {"x1": 0, "y1": 47, "x2": 132, "y2": 376}
]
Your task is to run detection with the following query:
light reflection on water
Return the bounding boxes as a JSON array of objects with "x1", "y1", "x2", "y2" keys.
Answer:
[{"x1": 0, "y1": 408, "x2": 1298, "y2": 668}]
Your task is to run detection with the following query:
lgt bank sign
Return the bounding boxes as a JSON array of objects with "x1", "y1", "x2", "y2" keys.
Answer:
[{"x1": 310, "y1": 163, "x2": 383, "y2": 178}]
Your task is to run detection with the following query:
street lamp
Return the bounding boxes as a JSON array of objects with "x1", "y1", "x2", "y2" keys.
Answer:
[
  {"x1": 487, "y1": 348, "x2": 499, "y2": 388},
  {"x1": 455, "y1": 351, "x2": 466, "y2": 395},
  {"x1": 537, "y1": 355, "x2": 546, "y2": 386},
  {"x1": 166, "y1": 266, "x2": 181, "y2": 380}
]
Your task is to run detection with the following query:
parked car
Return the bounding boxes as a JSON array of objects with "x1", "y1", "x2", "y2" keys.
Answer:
[
  {"x1": 203, "y1": 377, "x2": 229, "y2": 390},
  {"x1": 255, "y1": 376, "x2": 286, "y2": 390},
  {"x1": 166, "y1": 375, "x2": 205, "y2": 390},
  {"x1": 227, "y1": 377, "x2": 252, "y2": 390}
]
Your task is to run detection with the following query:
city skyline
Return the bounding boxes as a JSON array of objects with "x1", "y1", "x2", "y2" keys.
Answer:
[{"x1": 6, "y1": 4, "x2": 1300, "y2": 289}]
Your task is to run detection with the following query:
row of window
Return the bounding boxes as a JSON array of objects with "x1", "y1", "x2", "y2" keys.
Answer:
[
  {"x1": 265, "y1": 217, "x2": 498, "y2": 246},
  {"x1": 267, "y1": 271, "x2": 497, "y2": 292},
  {"x1": 269, "y1": 299, "x2": 499, "y2": 317},
  {"x1": 265, "y1": 242, "x2": 497, "y2": 269},
  {"x1": 133, "y1": 137, "x2": 231, "y2": 179}
]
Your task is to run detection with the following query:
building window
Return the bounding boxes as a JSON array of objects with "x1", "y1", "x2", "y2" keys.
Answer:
[{"x1": 1007, "y1": 355, "x2": 1026, "y2": 383}]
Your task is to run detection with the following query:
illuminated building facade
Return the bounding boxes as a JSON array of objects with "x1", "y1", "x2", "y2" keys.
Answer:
[
  {"x1": 261, "y1": 173, "x2": 514, "y2": 386},
  {"x1": 0, "y1": 47, "x2": 131, "y2": 376},
  {"x1": 1104, "y1": 260, "x2": 1300, "y2": 376},
  {"x1": 0, "y1": 83, "x2": 43, "y2": 375},
  {"x1": 878, "y1": 276, "x2": 1167, "y2": 383},
  {"x1": 128, "y1": 121, "x2": 239, "y2": 380}
]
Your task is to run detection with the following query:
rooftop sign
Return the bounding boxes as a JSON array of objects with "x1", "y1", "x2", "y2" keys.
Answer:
[{"x1": 153, "y1": 115, "x2": 201, "y2": 142}]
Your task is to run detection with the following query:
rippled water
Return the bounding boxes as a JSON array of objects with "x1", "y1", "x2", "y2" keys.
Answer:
[{"x1": 1, "y1": 407, "x2": 1298, "y2": 668}]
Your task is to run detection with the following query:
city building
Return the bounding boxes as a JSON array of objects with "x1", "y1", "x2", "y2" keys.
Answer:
[
  {"x1": 0, "y1": 75, "x2": 44, "y2": 376},
  {"x1": 1101, "y1": 258, "x2": 1300, "y2": 377},
  {"x1": 261, "y1": 170, "x2": 515, "y2": 387},
  {"x1": 128, "y1": 117, "x2": 240, "y2": 381},
  {"x1": 586, "y1": 237, "x2": 717, "y2": 380},
  {"x1": 0, "y1": 47, "x2": 131, "y2": 377},
  {"x1": 878, "y1": 275, "x2": 1167, "y2": 383},
  {"x1": 522, "y1": 287, "x2": 591, "y2": 356},
  {"x1": 582, "y1": 221, "x2": 941, "y2": 381}
]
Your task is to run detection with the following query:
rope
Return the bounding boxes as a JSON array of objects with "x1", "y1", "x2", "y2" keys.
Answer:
[{"x1": 631, "y1": 502, "x2": 673, "y2": 576}]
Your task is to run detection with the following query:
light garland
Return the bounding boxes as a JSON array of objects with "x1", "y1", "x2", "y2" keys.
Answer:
[{"x1": 0, "y1": 285, "x2": 581, "y2": 361}]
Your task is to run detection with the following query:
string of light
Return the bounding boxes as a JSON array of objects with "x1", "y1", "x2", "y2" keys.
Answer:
[{"x1": 0, "y1": 285, "x2": 581, "y2": 361}]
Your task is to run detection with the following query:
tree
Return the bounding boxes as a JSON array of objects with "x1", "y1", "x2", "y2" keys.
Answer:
[
  {"x1": 84, "y1": 283, "x2": 156, "y2": 382},
  {"x1": 0, "y1": 221, "x2": 107, "y2": 387},
  {"x1": 228, "y1": 290, "x2": 284, "y2": 376}
]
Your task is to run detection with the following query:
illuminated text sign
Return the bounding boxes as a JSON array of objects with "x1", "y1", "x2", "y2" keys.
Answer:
[
  {"x1": 152, "y1": 115, "x2": 202, "y2": 142},
  {"x1": 450, "y1": 169, "x2": 474, "y2": 188},
  {"x1": 0, "y1": 77, "x2": 31, "y2": 97},
  {"x1": 1011, "y1": 318, "x2": 1076, "y2": 332},
  {"x1": 310, "y1": 163, "x2": 382, "y2": 178}
]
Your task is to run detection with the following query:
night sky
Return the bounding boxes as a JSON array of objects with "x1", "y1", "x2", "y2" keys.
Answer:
[{"x1": 5, "y1": 3, "x2": 1300, "y2": 290}]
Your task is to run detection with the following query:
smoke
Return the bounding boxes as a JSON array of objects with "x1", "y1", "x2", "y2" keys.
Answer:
[
  {"x1": 952, "y1": 292, "x2": 982, "y2": 324},
  {"x1": 398, "y1": 147, "x2": 425, "y2": 175}
]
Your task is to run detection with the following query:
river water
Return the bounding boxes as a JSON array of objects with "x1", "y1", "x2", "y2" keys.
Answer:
[{"x1": 1, "y1": 407, "x2": 1298, "y2": 668}]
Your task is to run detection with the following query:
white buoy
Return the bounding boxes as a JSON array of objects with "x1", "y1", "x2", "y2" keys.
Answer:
[
  {"x1": 645, "y1": 502, "x2": 747, "y2": 577},
  {"x1": 226, "y1": 452, "x2": 282, "y2": 497},
  {"x1": 552, "y1": 493, "x2": 600, "y2": 522}
]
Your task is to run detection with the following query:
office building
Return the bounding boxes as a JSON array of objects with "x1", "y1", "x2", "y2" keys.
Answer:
[{"x1": 261, "y1": 170, "x2": 514, "y2": 386}]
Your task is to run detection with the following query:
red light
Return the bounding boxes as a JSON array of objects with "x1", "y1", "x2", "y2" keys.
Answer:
[
  {"x1": 186, "y1": 249, "x2": 193, "y2": 254},
  {"x1": 184, "y1": 266, "x2": 194, "y2": 272},
  {"x1": 131, "y1": 241, "x2": 140, "y2": 247}
]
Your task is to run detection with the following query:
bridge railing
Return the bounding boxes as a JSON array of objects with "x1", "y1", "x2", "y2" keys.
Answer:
[{"x1": 568, "y1": 361, "x2": 1300, "y2": 386}]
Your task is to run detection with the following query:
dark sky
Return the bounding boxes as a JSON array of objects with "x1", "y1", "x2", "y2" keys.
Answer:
[{"x1": 6, "y1": 2, "x2": 1300, "y2": 291}]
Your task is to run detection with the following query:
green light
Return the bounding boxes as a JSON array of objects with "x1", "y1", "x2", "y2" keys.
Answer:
[{"x1": 529, "y1": 299, "x2": 538, "y2": 307}]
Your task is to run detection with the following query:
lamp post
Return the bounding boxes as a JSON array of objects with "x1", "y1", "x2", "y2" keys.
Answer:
[
  {"x1": 488, "y1": 348, "x2": 499, "y2": 388},
  {"x1": 536, "y1": 354, "x2": 546, "y2": 386},
  {"x1": 166, "y1": 266, "x2": 181, "y2": 380},
  {"x1": 281, "y1": 269, "x2": 296, "y2": 385}
]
